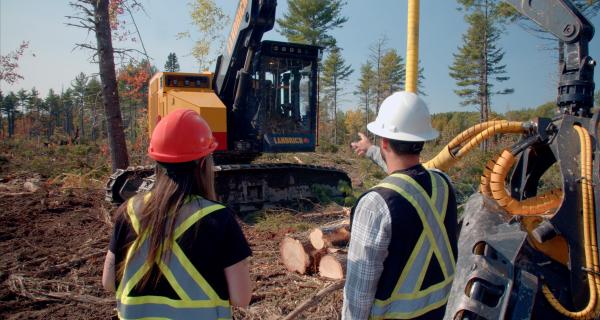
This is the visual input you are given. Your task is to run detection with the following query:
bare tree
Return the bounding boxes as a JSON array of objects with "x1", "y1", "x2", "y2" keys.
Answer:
[
  {"x1": 369, "y1": 36, "x2": 387, "y2": 113},
  {"x1": 67, "y1": 0, "x2": 130, "y2": 171}
]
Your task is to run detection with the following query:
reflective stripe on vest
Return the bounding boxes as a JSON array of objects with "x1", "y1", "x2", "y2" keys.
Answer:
[
  {"x1": 116, "y1": 194, "x2": 232, "y2": 320},
  {"x1": 370, "y1": 171, "x2": 455, "y2": 319}
]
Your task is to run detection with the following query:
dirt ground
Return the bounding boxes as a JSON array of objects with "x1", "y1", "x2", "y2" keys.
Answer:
[{"x1": 0, "y1": 159, "x2": 363, "y2": 319}]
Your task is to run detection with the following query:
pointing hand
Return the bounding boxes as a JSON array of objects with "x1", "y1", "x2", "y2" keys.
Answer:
[{"x1": 350, "y1": 132, "x2": 373, "y2": 157}]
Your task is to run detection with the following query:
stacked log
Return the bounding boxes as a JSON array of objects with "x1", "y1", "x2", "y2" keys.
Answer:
[
  {"x1": 280, "y1": 219, "x2": 351, "y2": 279},
  {"x1": 309, "y1": 219, "x2": 350, "y2": 250},
  {"x1": 280, "y1": 237, "x2": 326, "y2": 274},
  {"x1": 318, "y1": 253, "x2": 347, "y2": 280}
]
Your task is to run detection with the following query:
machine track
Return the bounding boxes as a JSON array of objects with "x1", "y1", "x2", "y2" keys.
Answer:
[{"x1": 106, "y1": 163, "x2": 352, "y2": 212}]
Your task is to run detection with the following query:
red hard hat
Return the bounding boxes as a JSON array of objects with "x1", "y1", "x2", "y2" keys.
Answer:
[{"x1": 148, "y1": 109, "x2": 218, "y2": 163}]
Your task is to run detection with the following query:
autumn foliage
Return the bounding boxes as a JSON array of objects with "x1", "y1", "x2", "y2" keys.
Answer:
[
  {"x1": 0, "y1": 41, "x2": 30, "y2": 85},
  {"x1": 117, "y1": 60, "x2": 152, "y2": 104}
]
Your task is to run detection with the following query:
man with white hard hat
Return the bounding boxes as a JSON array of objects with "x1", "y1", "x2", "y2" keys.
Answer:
[{"x1": 343, "y1": 91, "x2": 458, "y2": 319}]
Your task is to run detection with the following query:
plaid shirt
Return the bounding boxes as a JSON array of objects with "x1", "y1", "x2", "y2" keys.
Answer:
[
  {"x1": 342, "y1": 191, "x2": 392, "y2": 320},
  {"x1": 366, "y1": 145, "x2": 388, "y2": 172}
]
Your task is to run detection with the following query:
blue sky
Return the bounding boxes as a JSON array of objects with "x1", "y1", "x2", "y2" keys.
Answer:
[{"x1": 1, "y1": 0, "x2": 599, "y2": 115}]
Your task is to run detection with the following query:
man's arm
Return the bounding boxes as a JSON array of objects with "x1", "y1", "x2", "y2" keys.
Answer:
[
  {"x1": 342, "y1": 192, "x2": 392, "y2": 320},
  {"x1": 351, "y1": 133, "x2": 387, "y2": 172},
  {"x1": 365, "y1": 145, "x2": 387, "y2": 172}
]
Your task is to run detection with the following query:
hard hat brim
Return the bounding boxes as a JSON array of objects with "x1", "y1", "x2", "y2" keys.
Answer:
[
  {"x1": 367, "y1": 121, "x2": 439, "y2": 142},
  {"x1": 149, "y1": 141, "x2": 218, "y2": 163}
]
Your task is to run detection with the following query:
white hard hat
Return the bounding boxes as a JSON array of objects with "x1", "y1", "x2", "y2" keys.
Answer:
[{"x1": 367, "y1": 91, "x2": 439, "y2": 142}]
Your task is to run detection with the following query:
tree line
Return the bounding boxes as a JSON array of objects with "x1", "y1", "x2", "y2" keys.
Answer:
[
  {"x1": 0, "y1": 58, "x2": 156, "y2": 145},
  {"x1": 277, "y1": 0, "x2": 598, "y2": 151},
  {"x1": 2, "y1": 0, "x2": 599, "y2": 172}
]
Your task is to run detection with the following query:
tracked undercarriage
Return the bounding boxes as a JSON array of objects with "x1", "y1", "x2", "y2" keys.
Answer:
[{"x1": 106, "y1": 163, "x2": 352, "y2": 212}]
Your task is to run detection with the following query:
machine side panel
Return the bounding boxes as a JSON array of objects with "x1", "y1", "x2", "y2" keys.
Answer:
[{"x1": 165, "y1": 90, "x2": 228, "y2": 151}]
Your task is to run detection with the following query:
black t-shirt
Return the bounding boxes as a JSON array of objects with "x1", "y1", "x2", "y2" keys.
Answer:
[{"x1": 109, "y1": 202, "x2": 252, "y2": 301}]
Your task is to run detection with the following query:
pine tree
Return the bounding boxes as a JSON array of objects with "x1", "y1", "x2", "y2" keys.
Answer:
[
  {"x1": 16, "y1": 89, "x2": 29, "y2": 134},
  {"x1": 2, "y1": 92, "x2": 18, "y2": 137},
  {"x1": 369, "y1": 37, "x2": 387, "y2": 113},
  {"x1": 85, "y1": 77, "x2": 103, "y2": 140},
  {"x1": 72, "y1": 73, "x2": 88, "y2": 140},
  {"x1": 368, "y1": 37, "x2": 426, "y2": 106},
  {"x1": 61, "y1": 89, "x2": 75, "y2": 138},
  {"x1": 277, "y1": 0, "x2": 348, "y2": 50},
  {"x1": 449, "y1": 0, "x2": 513, "y2": 152},
  {"x1": 380, "y1": 49, "x2": 405, "y2": 99},
  {"x1": 164, "y1": 52, "x2": 180, "y2": 72},
  {"x1": 27, "y1": 88, "x2": 42, "y2": 138},
  {"x1": 320, "y1": 47, "x2": 353, "y2": 145},
  {"x1": 355, "y1": 62, "x2": 375, "y2": 129},
  {"x1": 45, "y1": 89, "x2": 61, "y2": 138}
]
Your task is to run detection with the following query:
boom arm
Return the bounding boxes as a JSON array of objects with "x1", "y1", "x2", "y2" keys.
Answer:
[
  {"x1": 213, "y1": 0, "x2": 276, "y2": 109},
  {"x1": 504, "y1": 0, "x2": 594, "y2": 44},
  {"x1": 504, "y1": 0, "x2": 596, "y2": 116}
]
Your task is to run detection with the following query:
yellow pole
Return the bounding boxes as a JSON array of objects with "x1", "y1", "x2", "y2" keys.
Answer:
[{"x1": 405, "y1": 0, "x2": 420, "y2": 93}]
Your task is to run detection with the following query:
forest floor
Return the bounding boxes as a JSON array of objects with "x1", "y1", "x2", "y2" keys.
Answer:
[{"x1": 0, "y1": 146, "x2": 380, "y2": 320}]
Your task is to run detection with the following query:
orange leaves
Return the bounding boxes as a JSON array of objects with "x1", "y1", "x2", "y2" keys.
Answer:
[{"x1": 117, "y1": 61, "x2": 151, "y2": 103}]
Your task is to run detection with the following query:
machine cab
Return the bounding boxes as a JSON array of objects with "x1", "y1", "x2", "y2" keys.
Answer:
[{"x1": 233, "y1": 41, "x2": 320, "y2": 153}]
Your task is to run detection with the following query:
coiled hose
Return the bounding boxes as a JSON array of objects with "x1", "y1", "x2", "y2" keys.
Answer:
[
  {"x1": 426, "y1": 119, "x2": 563, "y2": 215},
  {"x1": 540, "y1": 125, "x2": 599, "y2": 319},
  {"x1": 484, "y1": 149, "x2": 563, "y2": 215}
]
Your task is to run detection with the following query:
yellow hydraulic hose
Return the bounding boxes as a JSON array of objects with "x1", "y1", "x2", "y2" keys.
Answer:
[
  {"x1": 426, "y1": 121, "x2": 504, "y2": 171},
  {"x1": 424, "y1": 121, "x2": 526, "y2": 171},
  {"x1": 488, "y1": 149, "x2": 562, "y2": 215},
  {"x1": 479, "y1": 155, "x2": 500, "y2": 197},
  {"x1": 425, "y1": 119, "x2": 561, "y2": 215},
  {"x1": 542, "y1": 125, "x2": 599, "y2": 319},
  {"x1": 447, "y1": 120, "x2": 511, "y2": 149},
  {"x1": 455, "y1": 122, "x2": 525, "y2": 158},
  {"x1": 405, "y1": 0, "x2": 419, "y2": 93},
  {"x1": 584, "y1": 126, "x2": 600, "y2": 316}
]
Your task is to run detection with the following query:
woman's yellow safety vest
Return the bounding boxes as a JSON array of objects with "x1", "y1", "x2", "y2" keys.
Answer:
[
  {"x1": 370, "y1": 171, "x2": 455, "y2": 319},
  {"x1": 115, "y1": 194, "x2": 232, "y2": 320}
]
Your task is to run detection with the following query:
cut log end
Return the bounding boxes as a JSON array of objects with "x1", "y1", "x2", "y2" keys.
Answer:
[
  {"x1": 309, "y1": 222, "x2": 350, "y2": 250},
  {"x1": 280, "y1": 236, "x2": 310, "y2": 274},
  {"x1": 309, "y1": 229, "x2": 325, "y2": 250},
  {"x1": 280, "y1": 236, "x2": 325, "y2": 275},
  {"x1": 319, "y1": 254, "x2": 347, "y2": 280}
]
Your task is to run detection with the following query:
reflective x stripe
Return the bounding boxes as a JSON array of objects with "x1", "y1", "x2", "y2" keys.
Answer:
[
  {"x1": 381, "y1": 173, "x2": 455, "y2": 277},
  {"x1": 117, "y1": 194, "x2": 230, "y2": 319},
  {"x1": 117, "y1": 300, "x2": 231, "y2": 320},
  {"x1": 397, "y1": 233, "x2": 431, "y2": 294},
  {"x1": 371, "y1": 171, "x2": 454, "y2": 319},
  {"x1": 370, "y1": 278, "x2": 453, "y2": 319}
]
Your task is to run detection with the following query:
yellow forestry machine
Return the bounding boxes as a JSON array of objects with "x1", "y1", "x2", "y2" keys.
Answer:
[
  {"x1": 408, "y1": 0, "x2": 600, "y2": 319},
  {"x1": 106, "y1": 0, "x2": 351, "y2": 212}
]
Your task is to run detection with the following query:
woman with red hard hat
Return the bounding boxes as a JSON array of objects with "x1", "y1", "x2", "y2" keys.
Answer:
[{"x1": 102, "y1": 109, "x2": 252, "y2": 319}]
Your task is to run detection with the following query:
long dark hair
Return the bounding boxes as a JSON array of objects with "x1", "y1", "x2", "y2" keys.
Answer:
[{"x1": 118, "y1": 155, "x2": 216, "y2": 288}]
